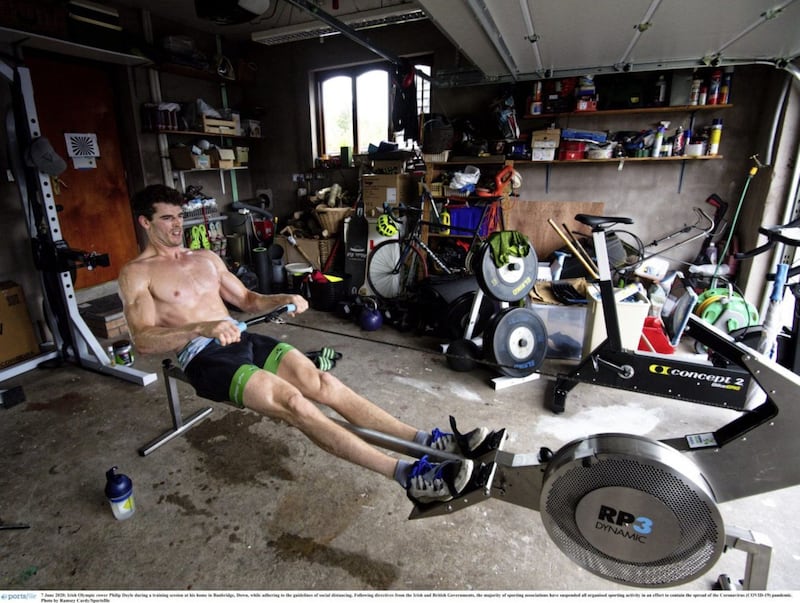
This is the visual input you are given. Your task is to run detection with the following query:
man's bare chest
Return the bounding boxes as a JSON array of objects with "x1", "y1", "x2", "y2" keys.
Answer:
[{"x1": 149, "y1": 256, "x2": 219, "y2": 305}]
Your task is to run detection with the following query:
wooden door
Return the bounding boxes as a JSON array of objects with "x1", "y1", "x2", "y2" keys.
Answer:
[{"x1": 25, "y1": 53, "x2": 138, "y2": 289}]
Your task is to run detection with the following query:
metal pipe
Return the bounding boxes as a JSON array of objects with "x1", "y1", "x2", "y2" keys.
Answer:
[
  {"x1": 518, "y1": 0, "x2": 543, "y2": 73},
  {"x1": 465, "y1": 0, "x2": 519, "y2": 79},
  {"x1": 616, "y1": 0, "x2": 663, "y2": 69}
]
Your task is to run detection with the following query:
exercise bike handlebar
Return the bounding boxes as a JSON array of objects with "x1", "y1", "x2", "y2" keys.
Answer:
[{"x1": 735, "y1": 215, "x2": 800, "y2": 260}]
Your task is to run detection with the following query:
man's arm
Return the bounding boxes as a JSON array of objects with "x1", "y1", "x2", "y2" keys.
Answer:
[
  {"x1": 216, "y1": 253, "x2": 309, "y2": 316},
  {"x1": 118, "y1": 261, "x2": 243, "y2": 354}
]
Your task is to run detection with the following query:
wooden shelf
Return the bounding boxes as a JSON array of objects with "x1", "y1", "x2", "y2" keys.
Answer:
[
  {"x1": 516, "y1": 155, "x2": 723, "y2": 165},
  {"x1": 147, "y1": 129, "x2": 261, "y2": 140},
  {"x1": 522, "y1": 104, "x2": 733, "y2": 120},
  {"x1": 184, "y1": 215, "x2": 228, "y2": 228},
  {"x1": 156, "y1": 62, "x2": 232, "y2": 83},
  {"x1": 0, "y1": 26, "x2": 151, "y2": 66}
]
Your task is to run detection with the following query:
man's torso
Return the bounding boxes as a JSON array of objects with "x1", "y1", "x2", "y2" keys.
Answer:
[{"x1": 142, "y1": 250, "x2": 230, "y2": 327}]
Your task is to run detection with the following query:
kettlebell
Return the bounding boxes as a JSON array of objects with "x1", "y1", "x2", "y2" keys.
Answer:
[{"x1": 359, "y1": 297, "x2": 383, "y2": 331}]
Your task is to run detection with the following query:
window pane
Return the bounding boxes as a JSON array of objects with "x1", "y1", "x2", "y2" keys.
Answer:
[
  {"x1": 356, "y1": 69, "x2": 389, "y2": 153},
  {"x1": 321, "y1": 76, "x2": 353, "y2": 156},
  {"x1": 416, "y1": 64, "x2": 431, "y2": 114}
]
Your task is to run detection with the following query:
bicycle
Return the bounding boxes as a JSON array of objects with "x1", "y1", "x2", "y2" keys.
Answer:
[{"x1": 366, "y1": 190, "x2": 496, "y2": 301}]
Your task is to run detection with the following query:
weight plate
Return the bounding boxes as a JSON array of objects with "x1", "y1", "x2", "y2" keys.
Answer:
[
  {"x1": 485, "y1": 307, "x2": 548, "y2": 377},
  {"x1": 474, "y1": 239, "x2": 538, "y2": 302},
  {"x1": 444, "y1": 291, "x2": 499, "y2": 340},
  {"x1": 445, "y1": 338, "x2": 481, "y2": 372}
]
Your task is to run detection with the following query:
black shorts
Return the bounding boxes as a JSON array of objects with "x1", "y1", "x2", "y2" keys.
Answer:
[{"x1": 183, "y1": 331, "x2": 295, "y2": 407}]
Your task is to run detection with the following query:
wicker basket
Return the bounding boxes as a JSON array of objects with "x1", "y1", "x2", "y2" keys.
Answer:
[{"x1": 315, "y1": 205, "x2": 353, "y2": 234}]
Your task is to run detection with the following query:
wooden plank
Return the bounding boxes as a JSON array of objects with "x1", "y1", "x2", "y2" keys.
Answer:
[{"x1": 503, "y1": 200, "x2": 605, "y2": 260}]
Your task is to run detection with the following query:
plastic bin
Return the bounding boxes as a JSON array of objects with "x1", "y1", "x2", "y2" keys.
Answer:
[{"x1": 638, "y1": 317, "x2": 675, "y2": 354}]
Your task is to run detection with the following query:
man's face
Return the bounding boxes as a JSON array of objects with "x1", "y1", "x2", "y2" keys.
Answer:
[{"x1": 143, "y1": 202, "x2": 184, "y2": 247}]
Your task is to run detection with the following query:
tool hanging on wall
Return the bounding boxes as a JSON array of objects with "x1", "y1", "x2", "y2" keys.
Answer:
[{"x1": 280, "y1": 224, "x2": 318, "y2": 269}]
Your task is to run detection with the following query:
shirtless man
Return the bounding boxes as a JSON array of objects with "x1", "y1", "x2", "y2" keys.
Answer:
[{"x1": 118, "y1": 185, "x2": 503, "y2": 505}]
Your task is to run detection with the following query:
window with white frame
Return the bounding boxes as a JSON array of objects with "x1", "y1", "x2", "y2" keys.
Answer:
[{"x1": 316, "y1": 60, "x2": 431, "y2": 157}]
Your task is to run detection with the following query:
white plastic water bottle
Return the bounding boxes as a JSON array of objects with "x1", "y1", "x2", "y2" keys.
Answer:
[
  {"x1": 706, "y1": 242, "x2": 718, "y2": 266},
  {"x1": 105, "y1": 466, "x2": 135, "y2": 520}
]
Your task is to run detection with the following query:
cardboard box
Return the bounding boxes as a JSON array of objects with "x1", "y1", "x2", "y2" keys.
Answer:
[
  {"x1": 583, "y1": 288, "x2": 650, "y2": 356},
  {"x1": 361, "y1": 174, "x2": 415, "y2": 213},
  {"x1": 234, "y1": 146, "x2": 249, "y2": 166},
  {"x1": 531, "y1": 147, "x2": 556, "y2": 161},
  {"x1": 209, "y1": 148, "x2": 235, "y2": 169},
  {"x1": 0, "y1": 282, "x2": 39, "y2": 368},
  {"x1": 169, "y1": 147, "x2": 204, "y2": 170},
  {"x1": 274, "y1": 236, "x2": 333, "y2": 271},
  {"x1": 370, "y1": 160, "x2": 406, "y2": 174},
  {"x1": 531, "y1": 128, "x2": 561, "y2": 148}
]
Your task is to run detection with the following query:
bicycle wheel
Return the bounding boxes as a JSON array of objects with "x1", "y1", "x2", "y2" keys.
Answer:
[{"x1": 367, "y1": 239, "x2": 428, "y2": 301}]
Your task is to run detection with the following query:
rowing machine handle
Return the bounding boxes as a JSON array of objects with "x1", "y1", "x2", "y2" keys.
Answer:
[{"x1": 216, "y1": 304, "x2": 297, "y2": 343}]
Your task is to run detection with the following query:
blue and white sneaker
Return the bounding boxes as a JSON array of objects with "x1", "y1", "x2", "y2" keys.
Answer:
[
  {"x1": 406, "y1": 455, "x2": 474, "y2": 505},
  {"x1": 429, "y1": 416, "x2": 506, "y2": 459}
]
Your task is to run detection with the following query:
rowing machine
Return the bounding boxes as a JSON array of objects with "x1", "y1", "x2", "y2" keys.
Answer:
[{"x1": 549, "y1": 215, "x2": 754, "y2": 415}]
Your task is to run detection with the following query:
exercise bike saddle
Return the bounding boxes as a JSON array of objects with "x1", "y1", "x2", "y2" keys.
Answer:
[{"x1": 575, "y1": 214, "x2": 634, "y2": 231}]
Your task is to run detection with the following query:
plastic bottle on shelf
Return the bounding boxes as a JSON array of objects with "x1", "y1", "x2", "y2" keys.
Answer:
[
  {"x1": 707, "y1": 69, "x2": 722, "y2": 105},
  {"x1": 720, "y1": 69, "x2": 733, "y2": 104},
  {"x1": 698, "y1": 85, "x2": 708, "y2": 106},
  {"x1": 651, "y1": 126, "x2": 665, "y2": 157},
  {"x1": 708, "y1": 119, "x2": 723, "y2": 155},
  {"x1": 689, "y1": 74, "x2": 702, "y2": 105},
  {"x1": 654, "y1": 75, "x2": 667, "y2": 106},
  {"x1": 672, "y1": 125, "x2": 685, "y2": 156}
]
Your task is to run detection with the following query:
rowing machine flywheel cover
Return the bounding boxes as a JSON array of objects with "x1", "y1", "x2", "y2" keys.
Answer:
[
  {"x1": 474, "y1": 238, "x2": 538, "y2": 302},
  {"x1": 484, "y1": 307, "x2": 547, "y2": 377},
  {"x1": 540, "y1": 434, "x2": 724, "y2": 588}
]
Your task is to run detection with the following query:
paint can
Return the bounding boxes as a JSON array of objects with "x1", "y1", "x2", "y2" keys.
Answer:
[{"x1": 113, "y1": 340, "x2": 134, "y2": 366}]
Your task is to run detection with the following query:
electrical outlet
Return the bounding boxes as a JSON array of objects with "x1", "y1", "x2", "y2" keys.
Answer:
[
  {"x1": 292, "y1": 174, "x2": 305, "y2": 183},
  {"x1": 256, "y1": 188, "x2": 273, "y2": 208}
]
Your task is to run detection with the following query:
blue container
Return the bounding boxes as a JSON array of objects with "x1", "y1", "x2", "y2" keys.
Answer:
[
  {"x1": 449, "y1": 206, "x2": 484, "y2": 236},
  {"x1": 105, "y1": 466, "x2": 135, "y2": 520}
]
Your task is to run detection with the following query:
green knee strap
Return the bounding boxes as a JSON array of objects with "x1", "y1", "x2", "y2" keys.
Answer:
[
  {"x1": 229, "y1": 364, "x2": 258, "y2": 408},
  {"x1": 264, "y1": 342, "x2": 295, "y2": 374},
  {"x1": 227, "y1": 343, "x2": 295, "y2": 407}
]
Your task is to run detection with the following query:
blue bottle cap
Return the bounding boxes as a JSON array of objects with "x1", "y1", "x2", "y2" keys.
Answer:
[{"x1": 105, "y1": 466, "x2": 132, "y2": 500}]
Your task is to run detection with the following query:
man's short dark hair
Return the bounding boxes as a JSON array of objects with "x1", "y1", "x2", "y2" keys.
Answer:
[{"x1": 131, "y1": 185, "x2": 184, "y2": 220}]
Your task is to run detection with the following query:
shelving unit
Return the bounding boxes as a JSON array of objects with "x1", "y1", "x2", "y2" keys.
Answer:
[
  {"x1": 148, "y1": 43, "x2": 259, "y2": 203},
  {"x1": 423, "y1": 158, "x2": 512, "y2": 252},
  {"x1": 174, "y1": 166, "x2": 248, "y2": 195},
  {"x1": 521, "y1": 103, "x2": 733, "y2": 120},
  {"x1": 514, "y1": 103, "x2": 732, "y2": 192}
]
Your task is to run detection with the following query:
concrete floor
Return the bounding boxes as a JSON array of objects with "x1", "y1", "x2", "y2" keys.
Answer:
[{"x1": 1, "y1": 308, "x2": 798, "y2": 592}]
